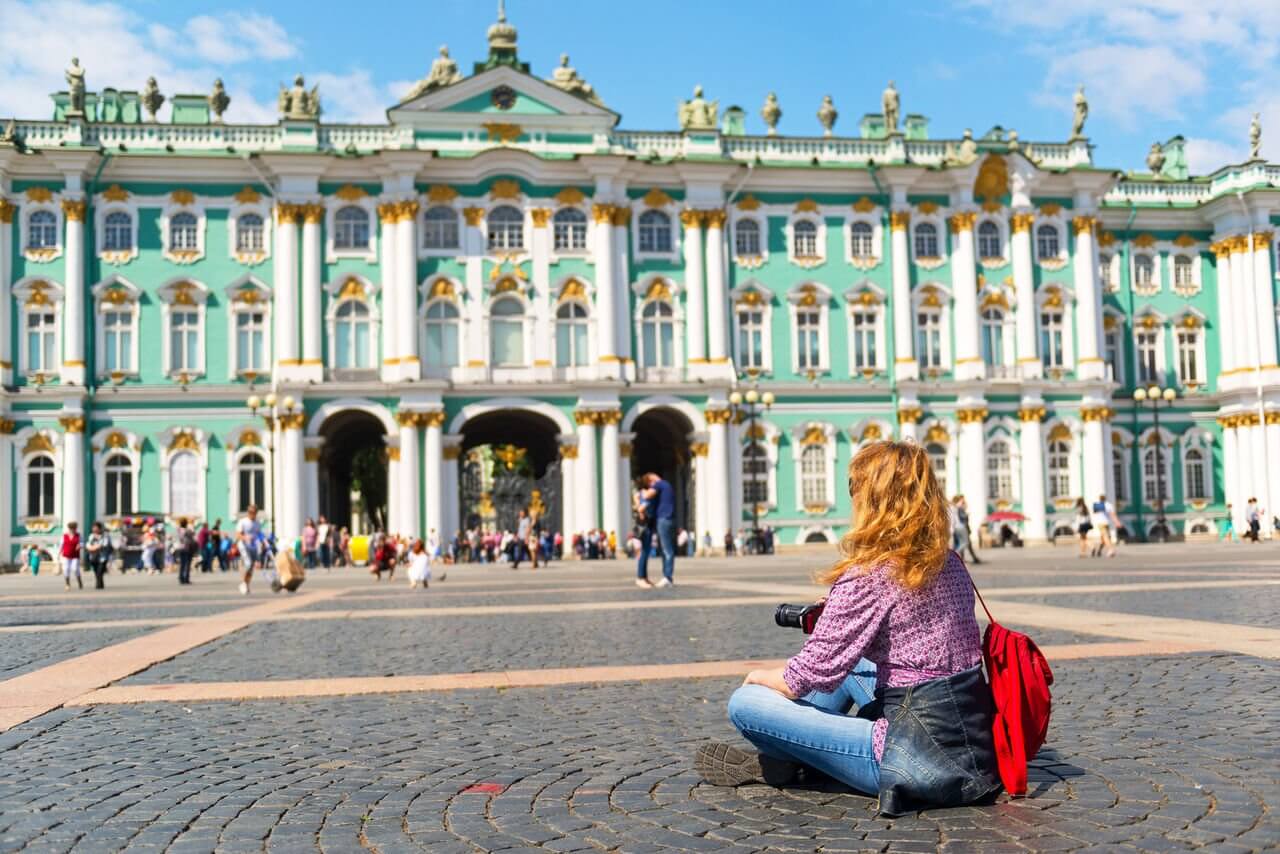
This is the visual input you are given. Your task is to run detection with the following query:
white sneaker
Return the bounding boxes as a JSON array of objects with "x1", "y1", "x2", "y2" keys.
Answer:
[
  {"x1": 655, "y1": 577, "x2": 673, "y2": 588},
  {"x1": 239, "y1": 582, "x2": 249, "y2": 595},
  {"x1": 635, "y1": 578, "x2": 653, "y2": 588}
]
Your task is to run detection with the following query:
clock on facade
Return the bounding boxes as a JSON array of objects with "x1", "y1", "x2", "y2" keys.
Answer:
[{"x1": 490, "y1": 85, "x2": 517, "y2": 110}]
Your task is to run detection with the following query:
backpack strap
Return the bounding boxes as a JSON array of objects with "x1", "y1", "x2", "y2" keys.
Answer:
[{"x1": 957, "y1": 551, "x2": 997, "y2": 624}]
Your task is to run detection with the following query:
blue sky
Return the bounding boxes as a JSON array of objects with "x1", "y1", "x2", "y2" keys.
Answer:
[{"x1": 3, "y1": 0, "x2": 1277, "y2": 174}]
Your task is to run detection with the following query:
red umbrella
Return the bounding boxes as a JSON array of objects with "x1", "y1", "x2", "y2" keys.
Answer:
[{"x1": 985, "y1": 511, "x2": 1027, "y2": 523}]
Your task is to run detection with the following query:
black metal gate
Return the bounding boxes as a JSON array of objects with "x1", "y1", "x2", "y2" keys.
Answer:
[{"x1": 459, "y1": 449, "x2": 561, "y2": 533}]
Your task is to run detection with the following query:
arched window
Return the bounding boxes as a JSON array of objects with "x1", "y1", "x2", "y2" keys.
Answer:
[
  {"x1": 987, "y1": 439, "x2": 1013, "y2": 502},
  {"x1": 1136, "y1": 326, "x2": 1160, "y2": 384},
  {"x1": 424, "y1": 301, "x2": 460, "y2": 368},
  {"x1": 1046, "y1": 439, "x2": 1071, "y2": 500},
  {"x1": 850, "y1": 305, "x2": 877, "y2": 371},
  {"x1": 1173, "y1": 255, "x2": 1193, "y2": 289},
  {"x1": 170, "y1": 308, "x2": 200, "y2": 374},
  {"x1": 169, "y1": 451, "x2": 201, "y2": 519},
  {"x1": 849, "y1": 221, "x2": 874, "y2": 258},
  {"x1": 552, "y1": 208, "x2": 588, "y2": 252},
  {"x1": 926, "y1": 442, "x2": 948, "y2": 495},
  {"x1": 1040, "y1": 308, "x2": 1066, "y2": 370},
  {"x1": 637, "y1": 210, "x2": 672, "y2": 253},
  {"x1": 26, "y1": 454, "x2": 56, "y2": 517},
  {"x1": 981, "y1": 307, "x2": 1005, "y2": 368},
  {"x1": 914, "y1": 222, "x2": 939, "y2": 258},
  {"x1": 487, "y1": 206, "x2": 524, "y2": 251},
  {"x1": 916, "y1": 307, "x2": 944, "y2": 369},
  {"x1": 743, "y1": 441, "x2": 769, "y2": 505},
  {"x1": 1176, "y1": 327, "x2": 1201, "y2": 385},
  {"x1": 1185, "y1": 447, "x2": 1209, "y2": 501},
  {"x1": 1133, "y1": 254, "x2": 1155, "y2": 290},
  {"x1": 25, "y1": 307, "x2": 57, "y2": 374},
  {"x1": 640, "y1": 300, "x2": 675, "y2": 368},
  {"x1": 102, "y1": 305, "x2": 135, "y2": 374},
  {"x1": 555, "y1": 302, "x2": 589, "y2": 367},
  {"x1": 977, "y1": 221, "x2": 1001, "y2": 259},
  {"x1": 170, "y1": 212, "x2": 199, "y2": 251},
  {"x1": 334, "y1": 206, "x2": 370, "y2": 250},
  {"x1": 800, "y1": 444, "x2": 828, "y2": 506},
  {"x1": 422, "y1": 206, "x2": 459, "y2": 250},
  {"x1": 236, "y1": 213, "x2": 264, "y2": 253},
  {"x1": 237, "y1": 451, "x2": 266, "y2": 514},
  {"x1": 333, "y1": 300, "x2": 372, "y2": 369},
  {"x1": 793, "y1": 220, "x2": 819, "y2": 258},
  {"x1": 736, "y1": 302, "x2": 766, "y2": 371},
  {"x1": 735, "y1": 220, "x2": 761, "y2": 256},
  {"x1": 104, "y1": 452, "x2": 134, "y2": 516},
  {"x1": 795, "y1": 305, "x2": 822, "y2": 370},
  {"x1": 28, "y1": 211, "x2": 57, "y2": 249},
  {"x1": 103, "y1": 212, "x2": 132, "y2": 251},
  {"x1": 490, "y1": 298, "x2": 525, "y2": 366},
  {"x1": 1142, "y1": 446, "x2": 1170, "y2": 504},
  {"x1": 1112, "y1": 447, "x2": 1128, "y2": 504},
  {"x1": 1035, "y1": 224, "x2": 1059, "y2": 259}
]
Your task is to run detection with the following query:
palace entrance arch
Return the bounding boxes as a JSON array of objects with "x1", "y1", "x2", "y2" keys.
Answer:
[
  {"x1": 458, "y1": 409, "x2": 562, "y2": 534},
  {"x1": 317, "y1": 410, "x2": 388, "y2": 532},
  {"x1": 630, "y1": 407, "x2": 694, "y2": 533}
]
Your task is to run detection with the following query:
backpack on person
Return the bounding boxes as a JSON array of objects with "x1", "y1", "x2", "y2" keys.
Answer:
[{"x1": 971, "y1": 578, "x2": 1054, "y2": 797}]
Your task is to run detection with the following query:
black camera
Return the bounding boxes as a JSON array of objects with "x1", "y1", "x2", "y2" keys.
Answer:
[{"x1": 774, "y1": 602, "x2": 825, "y2": 634}]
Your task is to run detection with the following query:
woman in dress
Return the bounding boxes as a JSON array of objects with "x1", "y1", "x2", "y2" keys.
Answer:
[{"x1": 407, "y1": 539, "x2": 431, "y2": 589}]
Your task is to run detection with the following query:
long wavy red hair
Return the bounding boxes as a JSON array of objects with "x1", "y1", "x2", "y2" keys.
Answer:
[{"x1": 817, "y1": 440, "x2": 951, "y2": 590}]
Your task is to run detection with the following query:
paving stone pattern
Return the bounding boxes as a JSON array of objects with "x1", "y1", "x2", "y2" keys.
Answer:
[
  {"x1": 0, "y1": 626, "x2": 159, "y2": 679},
  {"x1": 1, "y1": 654, "x2": 1276, "y2": 853},
  {"x1": 994, "y1": 586, "x2": 1280, "y2": 628}
]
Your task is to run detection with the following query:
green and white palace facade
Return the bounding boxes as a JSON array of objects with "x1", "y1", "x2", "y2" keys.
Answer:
[{"x1": 2, "y1": 14, "x2": 1279, "y2": 558}]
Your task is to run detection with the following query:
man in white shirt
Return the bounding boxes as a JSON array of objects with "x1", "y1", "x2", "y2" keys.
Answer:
[{"x1": 236, "y1": 504, "x2": 263, "y2": 594}]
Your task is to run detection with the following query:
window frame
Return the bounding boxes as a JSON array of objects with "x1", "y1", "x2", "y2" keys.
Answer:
[
  {"x1": 228, "y1": 201, "x2": 271, "y2": 265},
  {"x1": 1139, "y1": 436, "x2": 1173, "y2": 507},
  {"x1": 420, "y1": 287, "x2": 463, "y2": 375},
  {"x1": 912, "y1": 285, "x2": 952, "y2": 374},
  {"x1": 1134, "y1": 315, "x2": 1166, "y2": 387},
  {"x1": 730, "y1": 212, "x2": 768, "y2": 267},
  {"x1": 731, "y1": 284, "x2": 773, "y2": 375},
  {"x1": 486, "y1": 205, "x2": 527, "y2": 253},
  {"x1": 554, "y1": 299, "x2": 591, "y2": 368},
  {"x1": 160, "y1": 200, "x2": 206, "y2": 263},
  {"x1": 226, "y1": 437, "x2": 271, "y2": 521},
  {"x1": 159, "y1": 429, "x2": 209, "y2": 523},
  {"x1": 488, "y1": 293, "x2": 530, "y2": 368},
  {"x1": 911, "y1": 215, "x2": 946, "y2": 267},
  {"x1": 1033, "y1": 215, "x2": 1068, "y2": 269},
  {"x1": 224, "y1": 277, "x2": 273, "y2": 380},
  {"x1": 551, "y1": 207, "x2": 589, "y2": 254},
  {"x1": 156, "y1": 278, "x2": 210, "y2": 380},
  {"x1": 976, "y1": 218, "x2": 1006, "y2": 263},
  {"x1": 786, "y1": 283, "x2": 832, "y2": 375},
  {"x1": 1181, "y1": 432, "x2": 1213, "y2": 504},
  {"x1": 1173, "y1": 318, "x2": 1205, "y2": 387},
  {"x1": 1046, "y1": 437, "x2": 1073, "y2": 501},
  {"x1": 1130, "y1": 250, "x2": 1161, "y2": 295},
  {"x1": 631, "y1": 277, "x2": 684, "y2": 379},
  {"x1": 986, "y1": 436, "x2": 1015, "y2": 504},
  {"x1": 790, "y1": 423, "x2": 837, "y2": 513},
  {"x1": 635, "y1": 208, "x2": 675, "y2": 257},
  {"x1": 22, "y1": 451, "x2": 59, "y2": 521},
  {"x1": 98, "y1": 206, "x2": 137, "y2": 263},
  {"x1": 844, "y1": 214, "x2": 883, "y2": 269},
  {"x1": 22, "y1": 202, "x2": 63, "y2": 262},
  {"x1": 92, "y1": 276, "x2": 142, "y2": 380},
  {"x1": 844, "y1": 284, "x2": 887, "y2": 377},
  {"x1": 325, "y1": 198, "x2": 378, "y2": 262},
  {"x1": 92, "y1": 428, "x2": 141, "y2": 521},
  {"x1": 14, "y1": 278, "x2": 63, "y2": 379},
  {"x1": 421, "y1": 204, "x2": 462, "y2": 254},
  {"x1": 1036, "y1": 286, "x2": 1075, "y2": 375}
]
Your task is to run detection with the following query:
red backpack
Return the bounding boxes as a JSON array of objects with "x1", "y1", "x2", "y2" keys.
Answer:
[{"x1": 971, "y1": 580, "x2": 1054, "y2": 797}]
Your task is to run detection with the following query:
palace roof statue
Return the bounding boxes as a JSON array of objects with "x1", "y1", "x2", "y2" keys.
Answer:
[
  {"x1": 208, "y1": 78, "x2": 230, "y2": 123},
  {"x1": 1249, "y1": 113, "x2": 1261, "y2": 160},
  {"x1": 882, "y1": 80, "x2": 899, "y2": 133},
  {"x1": 1146, "y1": 142, "x2": 1166, "y2": 175},
  {"x1": 279, "y1": 75, "x2": 320, "y2": 120},
  {"x1": 141, "y1": 76, "x2": 164, "y2": 122},
  {"x1": 679, "y1": 85, "x2": 718, "y2": 131},
  {"x1": 404, "y1": 45, "x2": 465, "y2": 101},
  {"x1": 760, "y1": 92, "x2": 781, "y2": 135},
  {"x1": 1071, "y1": 85, "x2": 1088, "y2": 139},
  {"x1": 817, "y1": 95, "x2": 837, "y2": 137},
  {"x1": 65, "y1": 58, "x2": 86, "y2": 116},
  {"x1": 547, "y1": 54, "x2": 603, "y2": 106}
]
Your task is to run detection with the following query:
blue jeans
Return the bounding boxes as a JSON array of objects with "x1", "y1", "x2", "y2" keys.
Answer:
[
  {"x1": 727, "y1": 659, "x2": 881, "y2": 796},
  {"x1": 636, "y1": 525, "x2": 657, "y2": 580},
  {"x1": 656, "y1": 517, "x2": 676, "y2": 581}
]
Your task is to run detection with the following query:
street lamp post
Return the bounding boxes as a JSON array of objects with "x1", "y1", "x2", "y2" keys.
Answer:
[
  {"x1": 246, "y1": 392, "x2": 300, "y2": 535},
  {"x1": 728, "y1": 387, "x2": 775, "y2": 554},
  {"x1": 1133, "y1": 385, "x2": 1177, "y2": 542}
]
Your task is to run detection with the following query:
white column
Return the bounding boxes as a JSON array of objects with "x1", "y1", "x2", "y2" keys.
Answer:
[
  {"x1": 1234, "y1": 421, "x2": 1257, "y2": 531},
  {"x1": 1018, "y1": 406, "x2": 1047, "y2": 543},
  {"x1": 575, "y1": 412, "x2": 598, "y2": 533},
  {"x1": 531, "y1": 209, "x2": 553, "y2": 370},
  {"x1": 693, "y1": 440, "x2": 710, "y2": 552},
  {"x1": 1081, "y1": 410, "x2": 1109, "y2": 506},
  {"x1": 59, "y1": 416, "x2": 85, "y2": 530},
  {"x1": 707, "y1": 408, "x2": 731, "y2": 544},
  {"x1": 378, "y1": 202, "x2": 399, "y2": 382},
  {"x1": 1220, "y1": 418, "x2": 1239, "y2": 529},
  {"x1": 728, "y1": 418, "x2": 744, "y2": 535},
  {"x1": 1265, "y1": 414, "x2": 1280, "y2": 532},
  {"x1": 443, "y1": 437, "x2": 462, "y2": 537},
  {"x1": 463, "y1": 208, "x2": 487, "y2": 370},
  {"x1": 424, "y1": 411, "x2": 444, "y2": 542},
  {"x1": 950, "y1": 213, "x2": 982, "y2": 381},
  {"x1": 682, "y1": 210, "x2": 706, "y2": 364},
  {"x1": 1248, "y1": 417, "x2": 1268, "y2": 518},
  {"x1": 958, "y1": 407, "x2": 988, "y2": 522},
  {"x1": 299, "y1": 206, "x2": 324, "y2": 381},
  {"x1": 386, "y1": 439, "x2": 400, "y2": 534},
  {"x1": 559, "y1": 444, "x2": 577, "y2": 540},
  {"x1": 273, "y1": 205, "x2": 300, "y2": 375},
  {"x1": 397, "y1": 413, "x2": 421, "y2": 537},
  {"x1": 890, "y1": 210, "x2": 916, "y2": 380},
  {"x1": 1072, "y1": 215, "x2": 1105, "y2": 380},
  {"x1": 0, "y1": 202, "x2": 12, "y2": 385},
  {"x1": 1253, "y1": 232, "x2": 1277, "y2": 367},
  {"x1": 600, "y1": 410, "x2": 622, "y2": 541},
  {"x1": 0, "y1": 429, "x2": 10, "y2": 561},
  {"x1": 396, "y1": 202, "x2": 420, "y2": 379},
  {"x1": 1231, "y1": 237, "x2": 1255, "y2": 369},
  {"x1": 1213, "y1": 247, "x2": 1235, "y2": 374},
  {"x1": 591, "y1": 205, "x2": 619, "y2": 373},
  {"x1": 60, "y1": 199, "x2": 86, "y2": 384},
  {"x1": 704, "y1": 211, "x2": 729, "y2": 365},
  {"x1": 303, "y1": 449, "x2": 320, "y2": 521},
  {"x1": 898, "y1": 408, "x2": 921, "y2": 443},
  {"x1": 278, "y1": 414, "x2": 305, "y2": 544},
  {"x1": 612, "y1": 207, "x2": 632, "y2": 367},
  {"x1": 1011, "y1": 212, "x2": 1041, "y2": 379}
]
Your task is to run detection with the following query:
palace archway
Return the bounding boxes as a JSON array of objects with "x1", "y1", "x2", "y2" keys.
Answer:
[
  {"x1": 630, "y1": 407, "x2": 694, "y2": 533},
  {"x1": 458, "y1": 409, "x2": 563, "y2": 534},
  {"x1": 318, "y1": 410, "x2": 388, "y2": 531}
]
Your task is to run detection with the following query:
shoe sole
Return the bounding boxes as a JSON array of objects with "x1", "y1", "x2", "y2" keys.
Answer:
[{"x1": 695, "y1": 741, "x2": 763, "y2": 787}]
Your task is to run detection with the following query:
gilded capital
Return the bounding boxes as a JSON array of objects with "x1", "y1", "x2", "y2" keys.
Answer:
[
  {"x1": 1228, "y1": 234, "x2": 1251, "y2": 254},
  {"x1": 896, "y1": 406, "x2": 923, "y2": 425},
  {"x1": 462, "y1": 206, "x2": 486, "y2": 227},
  {"x1": 1210, "y1": 240, "x2": 1231, "y2": 259},
  {"x1": 529, "y1": 208, "x2": 551, "y2": 228},
  {"x1": 60, "y1": 199, "x2": 86, "y2": 222},
  {"x1": 1253, "y1": 231, "x2": 1274, "y2": 250},
  {"x1": 1071, "y1": 215, "x2": 1097, "y2": 236},
  {"x1": 377, "y1": 202, "x2": 400, "y2": 223},
  {"x1": 386, "y1": 447, "x2": 401, "y2": 462},
  {"x1": 610, "y1": 206, "x2": 632, "y2": 227},
  {"x1": 1080, "y1": 406, "x2": 1115, "y2": 422},
  {"x1": 889, "y1": 210, "x2": 910, "y2": 232},
  {"x1": 574, "y1": 409, "x2": 598, "y2": 427},
  {"x1": 679, "y1": 209, "x2": 704, "y2": 229},
  {"x1": 956, "y1": 406, "x2": 988, "y2": 424},
  {"x1": 597, "y1": 409, "x2": 622, "y2": 427},
  {"x1": 559, "y1": 443, "x2": 579, "y2": 459},
  {"x1": 301, "y1": 203, "x2": 325, "y2": 224},
  {"x1": 396, "y1": 199, "x2": 420, "y2": 221},
  {"x1": 278, "y1": 412, "x2": 307, "y2": 431},
  {"x1": 704, "y1": 407, "x2": 733, "y2": 425},
  {"x1": 58, "y1": 415, "x2": 86, "y2": 433},
  {"x1": 1010, "y1": 212, "x2": 1035, "y2": 233},
  {"x1": 947, "y1": 212, "x2": 977, "y2": 234},
  {"x1": 276, "y1": 202, "x2": 303, "y2": 224},
  {"x1": 591, "y1": 203, "x2": 614, "y2": 224},
  {"x1": 1017, "y1": 405, "x2": 1047, "y2": 422},
  {"x1": 0, "y1": 199, "x2": 15, "y2": 223},
  {"x1": 442, "y1": 445, "x2": 462, "y2": 460},
  {"x1": 395, "y1": 410, "x2": 420, "y2": 428},
  {"x1": 419, "y1": 410, "x2": 447, "y2": 429},
  {"x1": 690, "y1": 441, "x2": 710, "y2": 457},
  {"x1": 702, "y1": 209, "x2": 727, "y2": 229},
  {"x1": 303, "y1": 447, "x2": 322, "y2": 463},
  {"x1": 0, "y1": 418, "x2": 16, "y2": 434}
]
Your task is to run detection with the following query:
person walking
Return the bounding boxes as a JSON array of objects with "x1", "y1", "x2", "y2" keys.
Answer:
[
  {"x1": 175, "y1": 518, "x2": 197, "y2": 585},
  {"x1": 1219, "y1": 504, "x2": 1237, "y2": 543},
  {"x1": 317, "y1": 516, "x2": 332, "y2": 568},
  {"x1": 950, "y1": 495, "x2": 982, "y2": 564},
  {"x1": 638, "y1": 472, "x2": 678, "y2": 587},
  {"x1": 60, "y1": 522, "x2": 82, "y2": 591},
  {"x1": 1246, "y1": 498, "x2": 1262, "y2": 543},
  {"x1": 236, "y1": 505, "x2": 263, "y2": 594},
  {"x1": 301, "y1": 518, "x2": 318, "y2": 569},
  {"x1": 512, "y1": 510, "x2": 531, "y2": 569},
  {"x1": 26, "y1": 543, "x2": 41, "y2": 576},
  {"x1": 1090, "y1": 494, "x2": 1117, "y2": 557},
  {"x1": 1073, "y1": 498, "x2": 1092, "y2": 557},
  {"x1": 85, "y1": 522, "x2": 109, "y2": 589},
  {"x1": 196, "y1": 520, "x2": 212, "y2": 572}
]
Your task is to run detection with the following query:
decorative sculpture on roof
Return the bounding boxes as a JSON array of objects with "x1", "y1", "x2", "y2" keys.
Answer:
[
  {"x1": 404, "y1": 46, "x2": 464, "y2": 101},
  {"x1": 141, "y1": 77, "x2": 164, "y2": 122},
  {"x1": 1249, "y1": 112, "x2": 1261, "y2": 160},
  {"x1": 678, "y1": 85, "x2": 718, "y2": 131},
  {"x1": 278, "y1": 75, "x2": 320, "y2": 120},
  {"x1": 760, "y1": 92, "x2": 781, "y2": 135},
  {"x1": 1071, "y1": 85, "x2": 1088, "y2": 139},
  {"x1": 882, "y1": 81, "x2": 899, "y2": 133},
  {"x1": 547, "y1": 54, "x2": 602, "y2": 106},
  {"x1": 1, "y1": 119, "x2": 15, "y2": 144},
  {"x1": 1006, "y1": 129, "x2": 1020, "y2": 153},
  {"x1": 1146, "y1": 142, "x2": 1166, "y2": 175},
  {"x1": 945, "y1": 128, "x2": 979, "y2": 166},
  {"x1": 817, "y1": 95, "x2": 838, "y2": 137},
  {"x1": 208, "y1": 78, "x2": 230, "y2": 123},
  {"x1": 65, "y1": 58, "x2": 86, "y2": 115}
]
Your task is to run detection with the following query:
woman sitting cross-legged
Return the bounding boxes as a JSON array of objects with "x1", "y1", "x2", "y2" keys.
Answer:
[{"x1": 695, "y1": 440, "x2": 1001, "y2": 815}]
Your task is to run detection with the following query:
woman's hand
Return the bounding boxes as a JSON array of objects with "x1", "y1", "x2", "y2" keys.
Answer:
[{"x1": 742, "y1": 667, "x2": 796, "y2": 699}]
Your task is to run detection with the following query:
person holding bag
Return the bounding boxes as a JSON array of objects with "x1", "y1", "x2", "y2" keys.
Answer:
[{"x1": 85, "y1": 522, "x2": 109, "y2": 589}]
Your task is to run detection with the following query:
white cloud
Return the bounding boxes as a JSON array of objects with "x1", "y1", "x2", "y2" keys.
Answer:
[
  {"x1": 1183, "y1": 137, "x2": 1243, "y2": 174},
  {"x1": 308, "y1": 70, "x2": 387, "y2": 124},
  {"x1": 386, "y1": 80, "x2": 419, "y2": 104},
  {"x1": 1042, "y1": 43, "x2": 1205, "y2": 128}
]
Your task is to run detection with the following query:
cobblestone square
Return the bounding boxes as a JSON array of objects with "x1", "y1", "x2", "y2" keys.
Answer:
[{"x1": 0, "y1": 543, "x2": 1277, "y2": 853}]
